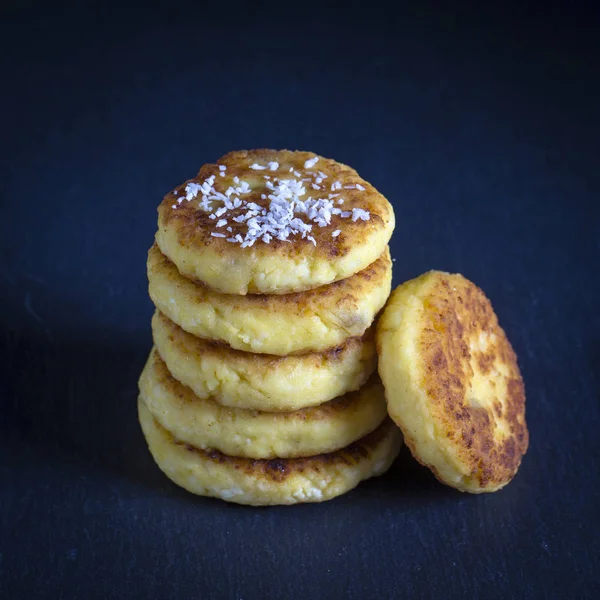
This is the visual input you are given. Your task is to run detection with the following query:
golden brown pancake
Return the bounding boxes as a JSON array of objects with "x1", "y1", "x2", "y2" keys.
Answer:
[
  {"x1": 139, "y1": 347, "x2": 388, "y2": 458},
  {"x1": 376, "y1": 271, "x2": 528, "y2": 493},
  {"x1": 147, "y1": 244, "x2": 391, "y2": 355},
  {"x1": 138, "y1": 398, "x2": 402, "y2": 505},
  {"x1": 151, "y1": 310, "x2": 376, "y2": 411},
  {"x1": 156, "y1": 149, "x2": 395, "y2": 295}
]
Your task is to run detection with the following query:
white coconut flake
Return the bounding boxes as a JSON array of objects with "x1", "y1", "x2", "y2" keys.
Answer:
[
  {"x1": 304, "y1": 157, "x2": 319, "y2": 169},
  {"x1": 218, "y1": 165, "x2": 226, "y2": 171},
  {"x1": 189, "y1": 164, "x2": 369, "y2": 249},
  {"x1": 352, "y1": 208, "x2": 370, "y2": 221},
  {"x1": 356, "y1": 183, "x2": 365, "y2": 191},
  {"x1": 211, "y1": 232, "x2": 226, "y2": 238},
  {"x1": 249, "y1": 164, "x2": 266, "y2": 170},
  {"x1": 185, "y1": 182, "x2": 202, "y2": 200},
  {"x1": 268, "y1": 161, "x2": 279, "y2": 171}
]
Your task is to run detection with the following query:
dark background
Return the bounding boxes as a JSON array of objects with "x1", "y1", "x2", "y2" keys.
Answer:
[{"x1": 1, "y1": 1, "x2": 599, "y2": 598}]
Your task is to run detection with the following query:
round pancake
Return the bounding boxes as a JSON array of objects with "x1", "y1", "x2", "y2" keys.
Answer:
[
  {"x1": 148, "y1": 244, "x2": 391, "y2": 356},
  {"x1": 138, "y1": 398, "x2": 402, "y2": 506},
  {"x1": 139, "y1": 347, "x2": 388, "y2": 459},
  {"x1": 156, "y1": 149, "x2": 395, "y2": 295},
  {"x1": 376, "y1": 271, "x2": 528, "y2": 493},
  {"x1": 152, "y1": 311, "x2": 376, "y2": 411}
]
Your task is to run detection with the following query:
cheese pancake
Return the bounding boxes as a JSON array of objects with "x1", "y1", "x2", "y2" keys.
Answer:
[
  {"x1": 152, "y1": 311, "x2": 376, "y2": 411},
  {"x1": 377, "y1": 271, "x2": 528, "y2": 493},
  {"x1": 156, "y1": 149, "x2": 395, "y2": 295},
  {"x1": 148, "y1": 244, "x2": 391, "y2": 356},
  {"x1": 138, "y1": 398, "x2": 402, "y2": 506},
  {"x1": 139, "y1": 348, "x2": 388, "y2": 458}
]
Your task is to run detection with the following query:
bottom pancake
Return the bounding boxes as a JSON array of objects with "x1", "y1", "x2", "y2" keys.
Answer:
[
  {"x1": 138, "y1": 398, "x2": 402, "y2": 506},
  {"x1": 139, "y1": 347, "x2": 388, "y2": 458}
]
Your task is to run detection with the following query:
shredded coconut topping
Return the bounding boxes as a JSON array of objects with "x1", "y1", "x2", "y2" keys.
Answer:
[
  {"x1": 174, "y1": 158, "x2": 371, "y2": 248},
  {"x1": 351, "y1": 208, "x2": 370, "y2": 221}
]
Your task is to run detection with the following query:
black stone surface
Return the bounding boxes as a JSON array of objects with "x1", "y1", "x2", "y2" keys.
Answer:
[{"x1": 1, "y1": 2, "x2": 598, "y2": 598}]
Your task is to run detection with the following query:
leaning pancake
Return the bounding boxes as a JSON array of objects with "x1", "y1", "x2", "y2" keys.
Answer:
[
  {"x1": 138, "y1": 398, "x2": 402, "y2": 505},
  {"x1": 151, "y1": 311, "x2": 376, "y2": 411},
  {"x1": 139, "y1": 348, "x2": 388, "y2": 459},
  {"x1": 148, "y1": 244, "x2": 391, "y2": 356},
  {"x1": 376, "y1": 271, "x2": 529, "y2": 493},
  {"x1": 156, "y1": 149, "x2": 395, "y2": 295}
]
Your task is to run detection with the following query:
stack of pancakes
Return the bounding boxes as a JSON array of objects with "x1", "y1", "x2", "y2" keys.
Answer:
[{"x1": 139, "y1": 149, "x2": 402, "y2": 505}]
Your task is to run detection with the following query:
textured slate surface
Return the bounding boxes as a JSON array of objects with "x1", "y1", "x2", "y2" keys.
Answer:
[{"x1": 1, "y1": 2, "x2": 599, "y2": 599}]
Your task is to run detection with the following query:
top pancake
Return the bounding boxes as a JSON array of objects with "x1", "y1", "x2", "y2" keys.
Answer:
[
  {"x1": 376, "y1": 271, "x2": 529, "y2": 493},
  {"x1": 156, "y1": 149, "x2": 395, "y2": 295}
]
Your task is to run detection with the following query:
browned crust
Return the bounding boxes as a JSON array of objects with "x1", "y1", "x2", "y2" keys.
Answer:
[
  {"x1": 417, "y1": 272, "x2": 529, "y2": 489},
  {"x1": 148, "y1": 242, "x2": 391, "y2": 311},
  {"x1": 153, "y1": 308, "x2": 375, "y2": 366},
  {"x1": 146, "y1": 347, "x2": 383, "y2": 422},
  {"x1": 154, "y1": 416, "x2": 396, "y2": 483},
  {"x1": 157, "y1": 149, "x2": 393, "y2": 259}
]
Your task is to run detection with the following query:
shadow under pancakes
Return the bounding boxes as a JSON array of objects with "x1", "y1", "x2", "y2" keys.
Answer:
[
  {"x1": 0, "y1": 328, "x2": 165, "y2": 490},
  {"x1": 333, "y1": 444, "x2": 459, "y2": 507}
]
